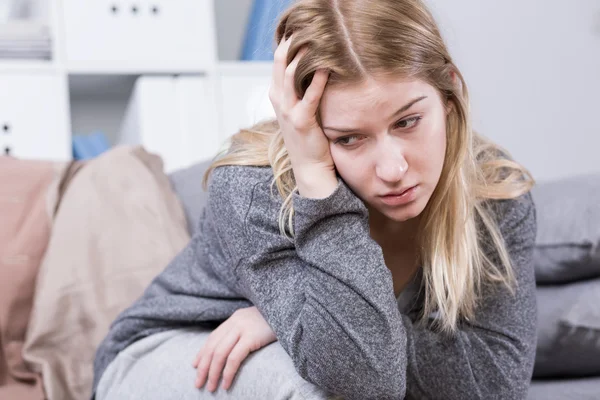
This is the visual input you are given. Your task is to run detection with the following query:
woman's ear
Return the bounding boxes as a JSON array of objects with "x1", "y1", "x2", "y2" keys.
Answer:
[
  {"x1": 449, "y1": 70, "x2": 457, "y2": 84},
  {"x1": 445, "y1": 69, "x2": 463, "y2": 115},
  {"x1": 449, "y1": 70, "x2": 460, "y2": 94}
]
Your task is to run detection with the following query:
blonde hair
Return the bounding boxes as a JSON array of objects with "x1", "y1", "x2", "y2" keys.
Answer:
[{"x1": 202, "y1": 0, "x2": 534, "y2": 334}]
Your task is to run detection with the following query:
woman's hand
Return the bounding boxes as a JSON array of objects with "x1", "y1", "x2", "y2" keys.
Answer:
[
  {"x1": 192, "y1": 306, "x2": 277, "y2": 392},
  {"x1": 269, "y1": 34, "x2": 337, "y2": 198}
]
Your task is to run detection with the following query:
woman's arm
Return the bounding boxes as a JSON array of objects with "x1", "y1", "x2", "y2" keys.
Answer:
[{"x1": 210, "y1": 165, "x2": 407, "y2": 400}]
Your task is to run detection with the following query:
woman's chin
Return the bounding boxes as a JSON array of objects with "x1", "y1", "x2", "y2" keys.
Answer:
[{"x1": 378, "y1": 198, "x2": 424, "y2": 222}]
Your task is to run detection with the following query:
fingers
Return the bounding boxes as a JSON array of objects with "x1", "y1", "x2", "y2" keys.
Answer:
[
  {"x1": 192, "y1": 322, "x2": 227, "y2": 368},
  {"x1": 204, "y1": 331, "x2": 241, "y2": 392},
  {"x1": 191, "y1": 306, "x2": 275, "y2": 393},
  {"x1": 194, "y1": 348, "x2": 213, "y2": 389},
  {"x1": 299, "y1": 68, "x2": 330, "y2": 116},
  {"x1": 271, "y1": 34, "x2": 293, "y2": 106},
  {"x1": 220, "y1": 341, "x2": 253, "y2": 391},
  {"x1": 271, "y1": 35, "x2": 328, "y2": 126},
  {"x1": 195, "y1": 330, "x2": 241, "y2": 392},
  {"x1": 282, "y1": 47, "x2": 308, "y2": 112},
  {"x1": 192, "y1": 322, "x2": 227, "y2": 387}
]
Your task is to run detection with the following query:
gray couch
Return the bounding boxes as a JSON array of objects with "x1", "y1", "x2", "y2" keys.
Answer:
[{"x1": 528, "y1": 173, "x2": 600, "y2": 399}]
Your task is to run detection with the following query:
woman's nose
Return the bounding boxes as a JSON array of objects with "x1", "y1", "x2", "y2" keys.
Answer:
[{"x1": 375, "y1": 151, "x2": 408, "y2": 183}]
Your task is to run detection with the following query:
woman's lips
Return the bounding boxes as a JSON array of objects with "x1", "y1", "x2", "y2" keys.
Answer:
[{"x1": 379, "y1": 185, "x2": 418, "y2": 206}]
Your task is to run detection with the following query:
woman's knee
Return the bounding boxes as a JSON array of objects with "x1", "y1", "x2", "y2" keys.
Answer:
[
  {"x1": 229, "y1": 340, "x2": 334, "y2": 399},
  {"x1": 98, "y1": 328, "x2": 334, "y2": 399},
  {"x1": 182, "y1": 330, "x2": 334, "y2": 399}
]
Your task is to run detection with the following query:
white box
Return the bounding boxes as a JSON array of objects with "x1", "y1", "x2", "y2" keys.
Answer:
[
  {"x1": 60, "y1": 0, "x2": 218, "y2": 73},
  {"x1": 215, "y1": 62, "x2": 276, "y2": 141},
  {"x1": 0, "y1": 73, "x2": 71, "y2": 161},
  {"x1": 174, "y1": 76, "x2": 224, "y2": 165},
  {"x1": 118, "y1": 75, "x2": 222, "y2": 173}
]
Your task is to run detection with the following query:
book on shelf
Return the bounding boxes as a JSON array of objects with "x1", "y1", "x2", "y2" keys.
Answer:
[
  {"x1": 241, "y1": 0, "x2": 294, "y2": 61},
  {"x1": 72, "y1": 132, "x2": 110, "y2": 160}
]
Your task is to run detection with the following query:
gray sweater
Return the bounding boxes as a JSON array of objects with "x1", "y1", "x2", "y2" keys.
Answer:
[{"x1": 92, "y1": 165, "x2": 537, "y2": 400}]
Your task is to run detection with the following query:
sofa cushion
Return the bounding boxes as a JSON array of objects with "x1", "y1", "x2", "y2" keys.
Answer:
[
  {"x1": 168, "y1": 159, "x2": 213, "y2": 235},
  {"x1": 0, "y1": 157, "x2": 61, "y2": 400},
  {"x1": 530, "y1": 173, "x2": 600, "y2": 284},
  {"x1": 528, "y1": 376, "x2": 600, "y2": 400},
  {"x1": 534, "y1": 277, "x2": 600, "y2": 378},
  {"x1": 21, "y1": 146, "x2": 190, "y2": 400}
]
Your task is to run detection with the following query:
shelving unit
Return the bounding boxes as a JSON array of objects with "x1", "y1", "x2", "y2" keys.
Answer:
[
  {"x1": 1, "y1": 0, "x2": 275, "y2": 173},
  {"x1": 0, "y1": 59, "x2": 57, "y2": 73},
  {"x1": 3, "y1": 0, "x2": 599, "y2": 181}
]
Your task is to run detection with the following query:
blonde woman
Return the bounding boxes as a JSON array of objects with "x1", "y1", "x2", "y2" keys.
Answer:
[{"x1": 93, "y1": 0, "x2": 537, "y2": 399}]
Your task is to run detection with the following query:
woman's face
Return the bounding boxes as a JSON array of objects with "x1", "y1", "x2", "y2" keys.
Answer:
[{"x1": 320, "y1": 76, "x2": 448, "y2": 228}]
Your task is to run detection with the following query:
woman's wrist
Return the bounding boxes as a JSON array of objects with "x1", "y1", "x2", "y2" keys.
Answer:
[{"x1": 294, "y1": 167, "x2": 338, "y2": 199}]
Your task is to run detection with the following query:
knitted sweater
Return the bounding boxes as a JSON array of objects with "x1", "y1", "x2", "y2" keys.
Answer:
[{"x1": 92, "y1": 165, "x2": 537, "y2": 399}]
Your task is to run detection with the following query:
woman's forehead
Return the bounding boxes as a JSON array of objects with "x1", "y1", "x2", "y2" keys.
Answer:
[{"x1": 320, "y1": 78, "x2": 437, "y2": 123}]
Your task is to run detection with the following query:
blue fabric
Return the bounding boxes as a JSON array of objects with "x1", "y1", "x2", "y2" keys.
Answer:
[{"x1": 241, "y1": 0, "x2": 294, "y2": 61}]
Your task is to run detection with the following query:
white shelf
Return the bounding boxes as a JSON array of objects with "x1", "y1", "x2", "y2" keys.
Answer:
[
  {"x1": 66, "y1": 64, "x2": 213, "y2": 76},
  {"x1": 0, "y1": 0, "x2": 249, "y2": 166},
  {"x1": 0, "y1": 59, "x2": 60, "y2": 74},
  {"x1": 64, "y1": 56, "x2": 273, "y2": 76},
  {"x1": 68, "y1": 74, "x2": 138, "y2": 98},
  {"x1": 217, "y1": 60, "x2": 273, "y2": 75}
]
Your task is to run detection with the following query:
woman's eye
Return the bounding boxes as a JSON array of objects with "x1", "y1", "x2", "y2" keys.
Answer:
[
  {"x1": 334, "y1": 116, "x2": 422, "y2": 147},
  {"x1": 394, "y1": 116, "x2": 422, "y2": 129},
  {"x1": 335, "y1": 135, "x2": 362, "y2": 146}
]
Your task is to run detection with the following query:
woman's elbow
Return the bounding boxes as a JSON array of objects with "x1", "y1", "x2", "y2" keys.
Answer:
[
  {"x1": 290, "y1": 340, "x2": 407, "y2": 400},
  {"x1": 301, "y1": 362, "x2": 406, "y2": 400},
  {"x1": 473, "y1": 347, "x2": 535, "y2": 399}
]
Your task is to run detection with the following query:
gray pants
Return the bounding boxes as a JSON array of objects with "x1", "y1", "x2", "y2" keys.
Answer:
[{"x1": 96, "y1": 327, "x2": 337, "y2": 400}]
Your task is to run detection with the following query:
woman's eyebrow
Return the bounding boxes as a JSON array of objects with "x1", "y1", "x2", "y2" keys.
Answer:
[{"x1": 323, "y1": 95, "x2": 428, "y2": 133}]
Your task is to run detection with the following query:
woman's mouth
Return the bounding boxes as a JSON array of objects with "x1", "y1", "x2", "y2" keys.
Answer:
[{"x1": 378, "y1": 185, "x2": 418, "y2": 206}]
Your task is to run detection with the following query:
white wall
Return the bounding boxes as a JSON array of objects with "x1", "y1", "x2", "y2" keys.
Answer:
[
  {"x1": 425, "y1": 0, "x2": 600, "y2": 183},
  {"x1": 214, "y1": 0, "x2": 254, "y2": 61}
]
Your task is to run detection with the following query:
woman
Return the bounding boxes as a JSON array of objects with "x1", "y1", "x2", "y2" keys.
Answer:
[{"x1": 93, "y1": 0, "x2": 537, "y2": 399}]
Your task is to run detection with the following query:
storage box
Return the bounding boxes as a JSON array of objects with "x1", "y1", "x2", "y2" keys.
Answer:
[
  {"x1": 60, "y1": 0, "x2": 218, "y2": 73},
  {"x1": 118, "y1": 75, "x2": 222, "y2": 173},
  {"x1": 0, "y1": 72, "x2": 70, "y2": 160},
  {"x1": 216, "y1": 61, "x2": 276, "y2": 140}
]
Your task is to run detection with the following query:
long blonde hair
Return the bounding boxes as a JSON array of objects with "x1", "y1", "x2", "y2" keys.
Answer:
[{"x1": 203, "y1": 0, "x2": 534, "y2": 334}]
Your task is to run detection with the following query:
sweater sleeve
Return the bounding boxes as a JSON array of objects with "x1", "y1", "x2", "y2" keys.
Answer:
[
  {"x1": 210, "y1": 166, "x2": 537, "y2": 400},
  {"x1": 210, "y1": 166, "x2": 407, "y2": 400}
]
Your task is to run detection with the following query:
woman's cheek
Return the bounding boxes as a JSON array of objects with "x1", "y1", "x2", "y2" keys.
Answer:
[
  {"x1": 329, "y1": 149, "x2": 354, "y2": 181},
  {"x1": 330, "y1": 143, "x2": 343, "y2": 167}
]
